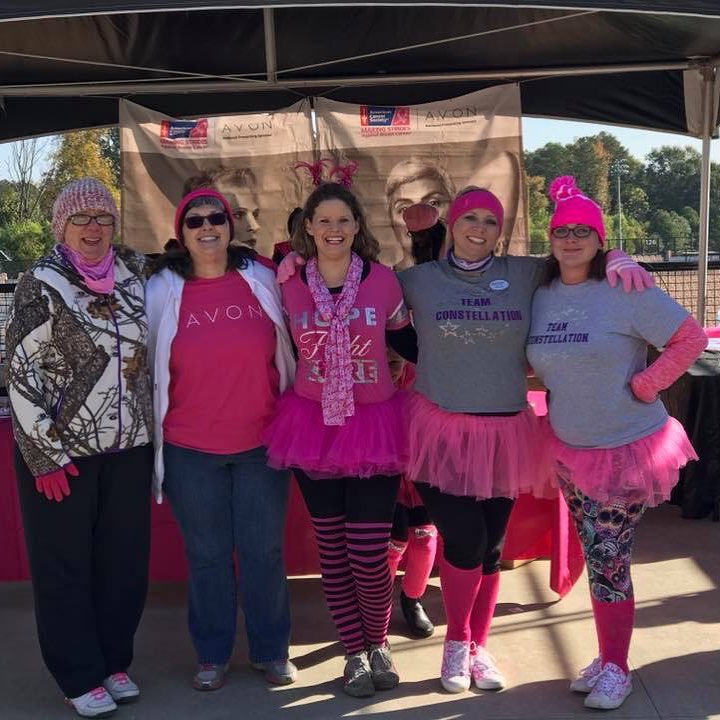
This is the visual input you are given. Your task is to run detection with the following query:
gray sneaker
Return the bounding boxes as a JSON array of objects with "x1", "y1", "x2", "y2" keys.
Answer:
[
  {"x1": 368, "y1": 643, "x2": 400, "y2": 690},
  {"x1": 251, "y1": 659, "x2": 298, "y2": 685},
  {"x1": 192, "y1": 663, "x2": 229, "y2": 691},
  {"x1": 343, "y1": 652, "x2": 375, "y2": 697}
]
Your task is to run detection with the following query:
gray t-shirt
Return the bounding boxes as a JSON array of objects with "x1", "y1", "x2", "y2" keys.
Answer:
[
  {"x1": 399, "y1": 256, "x2": 543, "y2": 412},
  {"x1": 527, "y1": 280, "x2": 689, "y2": 448}
]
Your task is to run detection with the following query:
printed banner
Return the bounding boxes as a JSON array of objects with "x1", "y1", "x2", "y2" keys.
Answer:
[
  {"x1": 315, "y1": 85, "x2": 527, "y2": 266},
  {"x1": 120, "y1": 99, "x2": 315, "y2": 257}
]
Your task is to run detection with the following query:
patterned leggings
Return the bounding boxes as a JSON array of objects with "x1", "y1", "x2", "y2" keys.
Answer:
[{"x1": 559, "y1": 477, "x2": 646, "y2": 602}]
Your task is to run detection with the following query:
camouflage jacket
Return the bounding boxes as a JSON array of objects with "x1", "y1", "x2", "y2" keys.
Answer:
[{"x1": 6, "y1": 245, "x2": 153, "y2": 476}]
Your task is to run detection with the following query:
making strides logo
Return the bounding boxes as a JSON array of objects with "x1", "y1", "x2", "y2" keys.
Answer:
[
  {"x1": 359, "y1": 105, "x2": 411, "y2": 137},
  {"x1": 159, "y1": 119, "x2": 209, "y2": 149}
]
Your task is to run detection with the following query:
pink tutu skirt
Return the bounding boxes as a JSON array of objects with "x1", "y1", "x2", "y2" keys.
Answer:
[
  {"x1": 263, "y1": 389, "x2": 408, "y2": 479},
  {"x1": 546, "y1": 416, "x2": 697, "y2": 507},
  {"x1": 406, "y1": 391, "x2": 551, "y2": 500}
]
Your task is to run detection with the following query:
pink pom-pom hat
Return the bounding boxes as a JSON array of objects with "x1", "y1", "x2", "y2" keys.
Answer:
[{"x1": 548, "y1": 175, "x2": 606, "y2": 245}]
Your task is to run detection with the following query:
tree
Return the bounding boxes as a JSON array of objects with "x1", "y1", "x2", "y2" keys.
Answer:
[
  {"x1": 525, "y1": 174, "x2": 551, "y2": 253},
  {"x1": 524, "y1": 143, "x2": 572, "y2": 184},
  {"x1": 0, "y1": 220, "x2": 54, "y2": 261},
  {"x1": 42, "y1": 130, "x2": 119, "y2": 217},
  {"x1": 648, "y1": 209, "x2": 692, "y2": 255},
  {"x1": 99, "y1": 128, "x2": 120, "y2": 188},
  {"x1": 5, "y1": 138, "x2": 50, "y2": 223},
  {"x1": 644, "y1": 146, "x2": 701, "y2": 216}
]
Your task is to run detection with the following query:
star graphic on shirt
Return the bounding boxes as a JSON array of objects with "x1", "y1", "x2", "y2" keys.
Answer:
[
  {"x1": 461, "y1": 330, "x2": 476, "y2": 344},
  {"x1": 439, "y1": 320, "x2": 459, "y2": 337}
]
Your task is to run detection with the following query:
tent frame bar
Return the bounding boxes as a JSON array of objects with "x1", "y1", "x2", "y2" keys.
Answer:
[{"x1": 0, "y1": 58, "x2": 700, "y2": 96}]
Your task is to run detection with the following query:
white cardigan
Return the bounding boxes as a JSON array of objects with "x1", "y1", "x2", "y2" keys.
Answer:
[{"x1": 145, "y1": 262, "x2": 295, "y2": 502}]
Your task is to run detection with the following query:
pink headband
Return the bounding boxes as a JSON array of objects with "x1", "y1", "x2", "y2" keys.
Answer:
[
  {"x1": 446, "y1": 190, "x2": 504, "y2": 235},
  {"x1": 174, "y1": 188, "x2": 235, "y2": 244}
]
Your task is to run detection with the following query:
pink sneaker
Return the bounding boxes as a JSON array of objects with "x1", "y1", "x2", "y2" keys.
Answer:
[
  {"x1": 584, "y1": 662, "x2": 633, "y2": 710},
  {"x1": 441, "y1": 640, "x2": 471, "y2": 693},
  {"x1": 470, "y1": 645, "x2": 506, "y2": 690},
  {"x1": 570, "y1": 656, "x2": 603, "y2": 693}
]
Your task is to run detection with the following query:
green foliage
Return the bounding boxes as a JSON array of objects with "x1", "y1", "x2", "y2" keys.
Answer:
[{"x1": 0, "y1": 220, "x2": 54, "y2": 262}]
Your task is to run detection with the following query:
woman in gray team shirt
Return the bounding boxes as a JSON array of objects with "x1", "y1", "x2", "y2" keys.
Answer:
[
  {"x1": 397, "y1": 185, "x2": 652, "y2": 697},
  {"x1": 527, "y1": 176, "x2": 706, "y2": 711}
]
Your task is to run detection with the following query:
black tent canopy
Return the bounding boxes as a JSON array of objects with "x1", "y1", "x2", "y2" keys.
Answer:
[{"x1": 0, "y1": 1, "x2": 718, "y2": 315}]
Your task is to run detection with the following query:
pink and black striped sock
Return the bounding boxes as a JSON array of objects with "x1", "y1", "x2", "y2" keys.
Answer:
[
  {"x1": 311, "y1": 515, "x2": 365, "y2": 655},
  {"x1": 346, "y1": 521, "x2": 394, "y2": 647}
]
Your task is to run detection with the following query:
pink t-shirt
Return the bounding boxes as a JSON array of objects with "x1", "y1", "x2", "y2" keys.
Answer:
[
  {"x1": 164, "y1": 270, "x2": 280, "y2": 454},
  {"x1": 283, "y1": 261, "x2": 410, "y2": 405}
]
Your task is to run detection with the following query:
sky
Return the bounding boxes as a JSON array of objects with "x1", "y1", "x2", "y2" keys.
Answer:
[{"x1": 0, "y1": 116, "x2": 718, "y2": 182}]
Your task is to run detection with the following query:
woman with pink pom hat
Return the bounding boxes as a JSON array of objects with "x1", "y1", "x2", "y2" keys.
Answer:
[{"x1": 526, "y1": 175, "x2": 706, "y2": 710}]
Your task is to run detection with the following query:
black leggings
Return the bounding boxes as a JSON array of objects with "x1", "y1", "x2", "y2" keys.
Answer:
[
  {"x1": 415, "y1": 483, "x2": 514, "y2": 572},
  {"x1": 390, "y1": 503, "x2": 432, "y2": 543}
]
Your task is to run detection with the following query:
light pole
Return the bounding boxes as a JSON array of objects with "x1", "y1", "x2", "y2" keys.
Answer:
[{"x1": 611, "y1": 159, "x2": 629, "y2": 251}]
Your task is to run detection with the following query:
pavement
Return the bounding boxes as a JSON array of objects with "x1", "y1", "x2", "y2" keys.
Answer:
[{"x1": 1, "y1": 503, "x2": 719, "y2": 720}]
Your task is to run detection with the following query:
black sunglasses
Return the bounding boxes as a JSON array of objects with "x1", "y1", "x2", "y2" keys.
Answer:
[{"x1": 184, "y1": 211, "x2": 228, "y2": 229}]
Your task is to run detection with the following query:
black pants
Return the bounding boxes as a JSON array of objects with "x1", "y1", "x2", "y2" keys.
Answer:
[
  {"x1": 415, "y1": 483, "x2": 514, "y2": 572},
  {"x1": 14, "y1": 443, "x2": 153, "y2": 698},
  {"x1": 294, "y1": 471, "x2": 400, "y2": 523},
  {"x1": 390, "y1": 503, "x2": 432, "y2": 543}
]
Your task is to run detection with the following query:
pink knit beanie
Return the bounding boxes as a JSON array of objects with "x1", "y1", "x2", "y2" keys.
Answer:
[
  {"x1": 52, "y1": 178, "x2": 119, "y2": 243},
  {"x1": 174, "y1": 188, "x2": 235, "y2": 244},
  {"x1": 548, "y1": 175, "x2": 606, "y2": 245}
]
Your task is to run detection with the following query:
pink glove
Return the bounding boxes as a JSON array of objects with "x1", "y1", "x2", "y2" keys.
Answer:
[
  {"x1": 631, "y1": 316, "x2": 707, "y2": 403},
  {"x1": 34, "y1": 462, "x2": 79, "y2": 502},
  {"x1": 606, "y1": 249, "x2": 655, "y2": 293},
  {"x1": 277, "y1": 251, "x2": 306, "y2": 284}
]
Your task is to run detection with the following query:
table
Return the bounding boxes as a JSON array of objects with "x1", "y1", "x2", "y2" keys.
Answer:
[{"x1": 0, "y1": 403, "x2": 585, "y2": 596}]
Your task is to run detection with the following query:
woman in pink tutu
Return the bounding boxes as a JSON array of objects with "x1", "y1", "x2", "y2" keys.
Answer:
[
  {"x1": 397, "y1": 186, "x2": 653, "y2": 695},
  {"x1": 264, "y1": 182, "x2": 415, "y2": 698},
  {"x1": 527, "y1": 176, "x2": 707, "y2": 711}
]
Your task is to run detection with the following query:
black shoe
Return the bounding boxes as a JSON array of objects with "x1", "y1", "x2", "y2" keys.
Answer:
[{"x1": 400, "y1": 591, "x2": 434, "y2": 638}]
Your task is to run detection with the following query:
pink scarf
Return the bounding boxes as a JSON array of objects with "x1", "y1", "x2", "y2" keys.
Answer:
[
  {"x1": 306, "y1": 253, "x2": 363, "y2": 426},
  {"x1": 58, "y1": 243, "x2": 116, "y2": 294}
]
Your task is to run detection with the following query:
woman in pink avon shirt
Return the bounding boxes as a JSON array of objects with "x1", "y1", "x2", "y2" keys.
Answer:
[
  {"x1": 145, "y1": 189, "x2": 296, "y2": 692},
  {"x1": 264, "y1": 182, "x2": 414, "y2": 698}
]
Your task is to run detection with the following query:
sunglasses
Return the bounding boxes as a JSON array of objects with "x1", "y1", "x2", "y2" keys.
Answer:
[
  {"x1": 551, "y1": 225, "x2": 593, "y2": 239},
  {"x1": 184, "y1": 211, "x2": 228, "y2": 229},
  {"x1": 69, "y1": 213, "x2": 115, "y2": 227}
]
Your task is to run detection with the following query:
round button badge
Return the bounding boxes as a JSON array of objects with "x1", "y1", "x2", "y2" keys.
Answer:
[{"x1": 489, "y1": 279, "x2": 510, "y2": 291}]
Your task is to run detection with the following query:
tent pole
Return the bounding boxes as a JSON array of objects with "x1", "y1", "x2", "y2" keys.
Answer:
[
  {"x1": 263, "y1": 9, "x2": 277, "y2": 84},
  {"x1": 697, "y1": 64, "x2": 717, "y2": 324}
]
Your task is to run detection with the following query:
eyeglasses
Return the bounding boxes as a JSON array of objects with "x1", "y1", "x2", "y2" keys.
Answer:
[
  {"x1": 184, "y1": 211, "x2": 228, "y2": 229},
  {"x1": 551, "y1": 225, "x2": 593, "y2": 239},
  {"x1": 69, "y1": 213, "x2": 115, "y2": 227}
]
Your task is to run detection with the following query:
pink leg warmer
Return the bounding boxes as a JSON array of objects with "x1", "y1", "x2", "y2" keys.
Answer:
[
  {"x1": 440, "y1": 557, "x2": 483, "y2": 642},
  {"x1": 469, "y1": 571, "x2": 500, "y2": 647},
  {"x1": 592, "y1": 596, "x2": 635, "y2": 673},
  {"x1": 387, "y1": 539, "x2": 407, "y2": 582},
  {"x1": 401, "y1": 525, "x2": 437, "y2": 599}
]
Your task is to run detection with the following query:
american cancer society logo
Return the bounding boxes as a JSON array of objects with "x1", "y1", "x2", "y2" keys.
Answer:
[
  {"x1": 159, "y1": 119, "x2": 209, "y2": 148},
  {"x1": 359, "y1": 106, "x2": 411, "y2": 136}
]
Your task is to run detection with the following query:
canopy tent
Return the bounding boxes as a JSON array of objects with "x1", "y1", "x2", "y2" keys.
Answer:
[{"x1": 0, "y1": 1, "x2": 718, "y2": 315}]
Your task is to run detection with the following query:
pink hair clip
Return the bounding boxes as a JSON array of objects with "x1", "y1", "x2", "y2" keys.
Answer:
[{"x1": 329, "y1": 161, "x2": 358, "y2": 189}]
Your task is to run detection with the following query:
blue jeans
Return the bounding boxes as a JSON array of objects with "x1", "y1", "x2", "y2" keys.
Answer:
[{"x1": 163, "y1": 443, "x2": 291, "y2": 665}]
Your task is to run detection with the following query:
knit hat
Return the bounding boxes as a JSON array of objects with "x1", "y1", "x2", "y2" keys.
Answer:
[
  {"x1": 548, "y1": 175, "x2": 606, "y2": 245},
  {"x1": 446, "y1": 189, "x2": 504, "y2": 235},
  {"x1": 402, "y1": 203, "x2": 440, "y2": 233},
  {"x1": 52, "y1": 177, "x2": 119, "y2": 243},
  {"x1": 174, "y1": 188, "x2": 235, "y2": 244}
]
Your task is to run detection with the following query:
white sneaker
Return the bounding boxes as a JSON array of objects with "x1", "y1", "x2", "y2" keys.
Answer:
[
  {"x1": 441, "y1": 640, "x2": 471, "y2": 693},
  {"x1": 65, "y1": 686, "x2": 117, "y2": 718},
  {"x1": 570, "y1": 656, "x2": 603, "y2": 693},
  {"x1": 584, "y1": 662, "x2": 633, "y2": 710},
  {"x1": 470, "y1": 645, "x2": 506, "y2": 690},
  {"x1": 102, "y1": 672, "x2": 139, "y2": 703}
]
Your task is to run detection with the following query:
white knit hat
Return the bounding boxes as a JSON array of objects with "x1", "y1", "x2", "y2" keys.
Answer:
[{"x1": 51, "y1": 177, "x2": 119, "y2": 243}]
